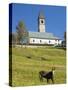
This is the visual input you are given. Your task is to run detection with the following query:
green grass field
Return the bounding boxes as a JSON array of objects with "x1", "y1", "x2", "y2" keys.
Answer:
[{"x1": 11, "y1": 46, "x2": 66, "y2": 86}]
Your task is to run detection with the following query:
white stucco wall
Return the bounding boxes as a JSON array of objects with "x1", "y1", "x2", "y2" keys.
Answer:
[{"x1": 29, "y1": 38, "x2": 62, "y2": 45}]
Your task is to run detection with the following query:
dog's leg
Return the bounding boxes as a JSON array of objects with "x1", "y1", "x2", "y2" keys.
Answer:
[
  {"x1": 39, "y1": 74, "x2": 43, "y2": 82},
  {"x1": 51, "y1": 78, "x2": 54, "y2": 84},
  {"x1": 40, "y1": 76, "x2": 43, "y2": 81},
  {"x1": 47, "y1": 79, "x2": 49, "y2": 83}
]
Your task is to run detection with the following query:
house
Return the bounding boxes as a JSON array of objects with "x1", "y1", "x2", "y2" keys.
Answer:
[{"x1": 21, "y1": 12, "x2": 62, "y2": 45}]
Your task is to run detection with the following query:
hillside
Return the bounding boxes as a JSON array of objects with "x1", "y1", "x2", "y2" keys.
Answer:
[{"x1": 10, "y1": 46, "x2": 66, "y2": 86}]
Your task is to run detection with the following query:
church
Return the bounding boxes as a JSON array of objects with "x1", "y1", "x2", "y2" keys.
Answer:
[{"x1": 21, "y1": 12, "x2": 62, "y2": 45}]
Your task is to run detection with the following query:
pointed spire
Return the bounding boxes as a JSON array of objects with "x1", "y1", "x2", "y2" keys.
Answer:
[{"x1": 38, "y1": 11, "x2": 45, "y2": 19}]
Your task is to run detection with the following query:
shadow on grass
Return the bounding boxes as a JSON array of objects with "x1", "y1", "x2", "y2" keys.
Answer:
[{"x1": 26, "y1": 55, "x2": 49, "y2": 62}]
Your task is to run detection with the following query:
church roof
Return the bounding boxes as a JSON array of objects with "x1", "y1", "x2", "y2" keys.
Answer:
[{"x1": 29, "y1": 32, "x2": 60, "y2": 40}]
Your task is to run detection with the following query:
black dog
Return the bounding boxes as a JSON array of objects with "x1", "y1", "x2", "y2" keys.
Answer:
[{"x1": 39, "y1": 67, "x2": 55, "y2": 84}]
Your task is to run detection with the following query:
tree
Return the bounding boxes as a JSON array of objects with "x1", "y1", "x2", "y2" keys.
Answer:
[
  {"x1": 62, "y1": 31, "x2": 66, "y2": 47},
  {"x1": 16, "y1": 21, "x2": 28, "y2": 44},
  {"x1": 64, "y1": 31, "x2": 66, "y2": 41},
  {"x1": 12, "y1": 33, "x2": 18, "y2": 45}
]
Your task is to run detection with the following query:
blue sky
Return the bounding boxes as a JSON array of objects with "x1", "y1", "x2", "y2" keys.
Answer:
[{"x1": 11, "y1": 3, "x2": 66, "y2": 39}]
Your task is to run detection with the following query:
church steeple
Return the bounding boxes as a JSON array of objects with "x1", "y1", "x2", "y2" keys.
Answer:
[
  {"x1": 38, "y1": 11, "x2": 45, "y2": 32},
  {"x1": 38, "y1": 11, "x2": 45, "y2": 19}
]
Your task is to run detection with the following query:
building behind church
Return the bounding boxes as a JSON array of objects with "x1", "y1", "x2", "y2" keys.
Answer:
[{"x1": 21, "y1": 12, "x2": 62, "y2": 45}]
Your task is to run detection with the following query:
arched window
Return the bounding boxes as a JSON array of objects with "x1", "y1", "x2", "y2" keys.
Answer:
[
  {"x1": 41, "y1": 20, "x2": 43, "y2": 24},
  {"x1": 40, "y1": 40, "x2": 42, "y2": 43},
  {"x1": 33, "y1": 40, "x2": 35, "y2": 42},
  {"x1": 49, "y1": 40, "x2": 51, "y2": 43}
]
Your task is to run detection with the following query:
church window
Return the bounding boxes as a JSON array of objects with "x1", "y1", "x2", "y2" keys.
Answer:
[
  {"x1": 49, "y1": 40, "x2": 51, "y2": 43},
  {"x1": 33, "y1": 40, "x2": 35, "y2": 42},
  {"x1": 40, "y1": 40, "x2": 42, "y2": 43},
  {"x1": 41, "y1": 20, "x2": 43, "y2": 23}
]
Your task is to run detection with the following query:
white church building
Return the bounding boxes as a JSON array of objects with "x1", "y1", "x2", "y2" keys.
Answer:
[{"x1": 21, "y1": 12, "x2": 62, "y2": 45}]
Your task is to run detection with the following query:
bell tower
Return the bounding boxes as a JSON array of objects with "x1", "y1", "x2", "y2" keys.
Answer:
[{"x1": 38, "y1": 12, "x2": 45, "y2": 32}]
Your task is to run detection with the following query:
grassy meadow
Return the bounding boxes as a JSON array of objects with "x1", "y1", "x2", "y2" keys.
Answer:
[{"x1": 11, "y1": 46, "x2": 66, "y2": 86}]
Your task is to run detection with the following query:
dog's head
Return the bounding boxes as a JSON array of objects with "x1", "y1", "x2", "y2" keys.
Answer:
[
  {"x1": 52, "y1": 67, "x2": 55, "y2": 71},
  {"x1": 51, "y1": 67, "x2": 55, "y2": 75}
]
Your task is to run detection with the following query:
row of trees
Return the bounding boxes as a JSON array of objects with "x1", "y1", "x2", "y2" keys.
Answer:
[{"x1": 11, "y1": 21, "x2": 28, "y2": 45}]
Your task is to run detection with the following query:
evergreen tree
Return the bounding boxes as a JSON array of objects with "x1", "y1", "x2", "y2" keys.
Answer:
[{"x1": 64, "y1": 31, "x2": 66, "y2": 41}]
